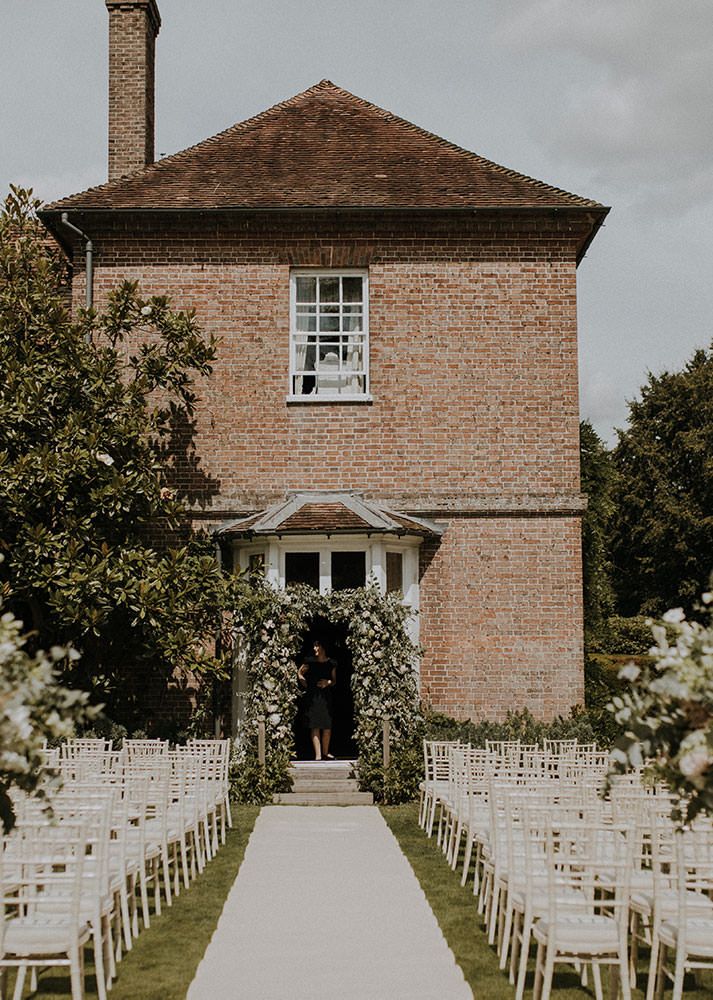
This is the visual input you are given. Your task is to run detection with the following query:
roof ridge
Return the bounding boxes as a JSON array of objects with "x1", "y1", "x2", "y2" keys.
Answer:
[{"x1": 44, "y1": 79, "x2": 603, "y2": 212}]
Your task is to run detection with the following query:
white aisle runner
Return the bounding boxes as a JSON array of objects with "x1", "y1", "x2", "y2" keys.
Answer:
[{"x1": 188, "y1": 805, "x2": 473, "y2": 1000}]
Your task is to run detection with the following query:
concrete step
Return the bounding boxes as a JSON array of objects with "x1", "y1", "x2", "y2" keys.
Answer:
[
  {"x1": 273, "y1": 791, "x2": 374, "y2": 806},
  {"x1": 290, "y1": 779, "x2": 360, "y2": 793},
  {"x1": 290, "y1": 764, "x2": 354, "y2": 782}
]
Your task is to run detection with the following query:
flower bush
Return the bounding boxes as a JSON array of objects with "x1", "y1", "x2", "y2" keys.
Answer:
[
  {"x1": 609, "y1": 594, "x2": 713, "y2": 821},
  {"x1": 230, "y1": 581, "x2": 421, "y2": 803},
  {"x1": 0, "y1": 605, "x2": 100, "y2": 831}
]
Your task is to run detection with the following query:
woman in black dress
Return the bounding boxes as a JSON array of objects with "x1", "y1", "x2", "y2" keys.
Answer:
[{"x1": 297, "y1": 638, "x2": 337, "y2": 760}]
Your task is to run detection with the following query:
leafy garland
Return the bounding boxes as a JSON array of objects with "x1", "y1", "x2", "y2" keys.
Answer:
[{"x1": 230, "y1": 581, "x2": 422, "y2": 803}]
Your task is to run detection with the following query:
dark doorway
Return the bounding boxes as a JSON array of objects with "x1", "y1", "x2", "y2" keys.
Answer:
[{"x1": 293, "y1": 616, "x2": 356, "y2": 760}]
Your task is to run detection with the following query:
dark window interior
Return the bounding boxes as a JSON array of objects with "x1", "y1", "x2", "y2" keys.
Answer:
[
  {"x1": 331, "y1": 551, "x2": 366, "y2": 591},
  {"x1": 285, "y1": 552, "x2": 320, "y2": 589},
  {"x1": 386, "y1": 551, "x2": 404, "y2": 594}
]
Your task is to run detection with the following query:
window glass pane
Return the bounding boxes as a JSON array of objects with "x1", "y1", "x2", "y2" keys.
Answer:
[
  {"x1": 319, "y1": 277, "x2": 339, "y2": 302},
  {"x1": 296, "y1": 313, "x2": 316, "y2": 332},
  {"x1": 342, "y1": 276, "x2": 363, "y2": 302},
  {"x1": 319, "y1": 314, "x2": 339, "y2": 332},
  {"x1": 343, "y1": 314, "x2": 362, "y2": 332},
  {"x1": 331, "y1": 551, "x2": 366, "y2": 591},
  {"x1": 386, "y1": 551, "x2": 403, "y2": 594},
  {"x1": 285, "y1": 552, "x2": 320, "y2": 589},
  {"x1": 343, "y1": 344, "x2": 363, "y2": 371},
  {"x1": 295, "y1": 277, "x2": 316, "y2": 302}
]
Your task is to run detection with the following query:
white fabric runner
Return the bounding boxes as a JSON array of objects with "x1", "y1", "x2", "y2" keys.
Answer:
[{"x1": 188, "y1": 805, "x2": 473, "y2": 1000}]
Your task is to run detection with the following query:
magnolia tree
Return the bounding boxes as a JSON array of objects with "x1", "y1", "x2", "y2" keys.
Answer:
[
  {"x1": 0, "y1": 603, "x2": 99, "y2": 831},
  {"x1": 0, "y1": 187, "x2": 229, "y2": 730},
  {"x1": 610, "y1": 594, "x2": 713, "y2": 821}
]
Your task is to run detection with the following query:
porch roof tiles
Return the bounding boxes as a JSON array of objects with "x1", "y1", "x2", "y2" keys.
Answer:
[{"x1": 216, "y1": 491, "x2": 442, "y2": 539}]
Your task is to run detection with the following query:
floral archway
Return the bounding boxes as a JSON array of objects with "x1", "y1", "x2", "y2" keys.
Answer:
[{"x1": 230, "y1": 582, "x2": 422, "y2": 803}]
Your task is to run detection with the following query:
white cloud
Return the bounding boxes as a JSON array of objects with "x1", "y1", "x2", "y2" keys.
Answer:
[{"x1": 497, "y1": 0, "x2": 713, "y2": 213}]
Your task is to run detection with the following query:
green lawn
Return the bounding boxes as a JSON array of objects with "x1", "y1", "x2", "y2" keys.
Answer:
[
  {"x1": 381, "y1": 803, "x2": 713, "y2": 1000},
  {"x1": 9, "y1": 805, "x2": 260, "y2": 1000}
]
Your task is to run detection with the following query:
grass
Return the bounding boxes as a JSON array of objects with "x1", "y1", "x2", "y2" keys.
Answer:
[
  {"x1": 381, "y1": 803, "x2": 713, "y2": 1000},
  {"x1": 8, "y1": 805, "x2": 260, "y2": 1000}
]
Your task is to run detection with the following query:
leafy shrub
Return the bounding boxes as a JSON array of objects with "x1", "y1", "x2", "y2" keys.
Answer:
[{"x1": 597, "y1": 615, "x2": 655, "y2": 655}]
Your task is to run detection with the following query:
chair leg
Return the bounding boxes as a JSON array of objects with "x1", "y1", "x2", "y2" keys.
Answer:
[
  {"x1": 11, "y1": 966, "x2": 26, "y2": 1000},
  {"x1": 541, "y1": 942, "x2": 556, "y2": 1000},
  {"x1": 591, "y1": 961, "x2": 604, "y2": 1000},
  {"x1": 533, "y1": 941, "x2": 545, "y2": 1000},
  {"x1": 69, "y1": 945, "x2": 84, "y2": 1000},
  {"x1": 646, "y1": 933, "x2": 660, "y2": 1000},
  {"x1": 92, "y1": 918, "x2": 108, "y2": 1000},
  {"x1": 515, "y1": 912, "x2": 533, "y2": 1000},
  {"x1": 654, "y1": 943, "x2": 666, "y2": 1000},
  {"x1": 671, "y1": 946, "x2": 687, "y2": 1000}
]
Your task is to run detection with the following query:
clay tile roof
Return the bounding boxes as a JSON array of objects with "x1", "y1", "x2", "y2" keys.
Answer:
[
  {"x1": 43, "y1": 80, "x2": 604, "y2": 213},
  {"x1": 217, "y1": 491, "x2": 442, "y2": 539},
  {"x1": 279, "y1": 503, "x2": 371, "y2": 533}
]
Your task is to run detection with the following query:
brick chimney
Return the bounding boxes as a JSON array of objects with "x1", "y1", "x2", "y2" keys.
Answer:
[{"x1": 105, "y1": 0, "x2": 161, "y2": 181}]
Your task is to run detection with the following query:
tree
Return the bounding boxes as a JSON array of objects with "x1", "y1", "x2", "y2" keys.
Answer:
[
  {"x1": 579, "y1": 420, "x2": 616, "y2": 639},
  {"x1": 611, "y1": 346, "x2": 713, "y2": 616},
  {"x1": 0, "y1": 187, "x2": 228, "y2": 730}
]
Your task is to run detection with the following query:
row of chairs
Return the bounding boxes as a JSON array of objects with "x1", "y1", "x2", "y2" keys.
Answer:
[
  {"x1": 0, "y1": 737, "x2": 232, "y2": 1000},
  {"x1": 420, "y1": 739, "x2": 713, "y2": 1000}
]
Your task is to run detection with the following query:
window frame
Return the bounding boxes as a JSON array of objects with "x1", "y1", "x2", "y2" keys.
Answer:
[{"x1": 287, "y1": 268, "x2": 371, "y2": 403}]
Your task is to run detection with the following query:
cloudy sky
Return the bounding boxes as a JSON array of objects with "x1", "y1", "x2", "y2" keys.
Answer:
[{"x1": 2, "y1": 0, "x2": 711, "y2": 445}]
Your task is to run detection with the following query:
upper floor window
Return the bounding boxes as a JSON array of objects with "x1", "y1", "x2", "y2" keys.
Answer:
[{"x1": 290, "y1": 270, "x2": 369, "y2": 399}]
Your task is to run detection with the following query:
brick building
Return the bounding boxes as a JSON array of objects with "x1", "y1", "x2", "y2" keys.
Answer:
[{"x1": 41, "y1": 0, "x2": 608, "y2": 722}]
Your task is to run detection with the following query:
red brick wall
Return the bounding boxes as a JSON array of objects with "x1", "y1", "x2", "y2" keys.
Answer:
[
  {"x1": 67, "y1": 210, "x2": 588, "y2": 720},
  {"x1": 419, "y1": 516, "x2": 584, "y2": 720}
]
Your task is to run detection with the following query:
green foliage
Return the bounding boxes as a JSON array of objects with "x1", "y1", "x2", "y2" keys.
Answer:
[
  {"x1": 609, "y1": 598, "x2": 713, "y2": 822},
  {"x1": 580, "y1": 420, "x2": 616, "y2": 639},
  {"x1": 229, "y1": 581, "x2": 421, "y2": 803},
  {"x1": 357, "y1": 739, "x2": 425, "y2": 805},
  {"x1": 611, "y1": 346, "x2": 713, "y2": 616},
  {"x1": 423, "y1": 706, "x2": 602, "y2": 749},
  {"x1": 594, "y1": 615, "x2": 655, "y2": 655},
  {"x1": 0, "y1": 187, "x2": 228, "y2": 725},
  {"x1": 0, "y1": 599, "x2": 100, "y2": 831}
]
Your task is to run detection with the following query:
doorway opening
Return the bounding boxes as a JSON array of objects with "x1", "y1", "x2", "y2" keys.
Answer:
[{"x1": 293, "y1": 615, "x2": 356, "y2": 760}]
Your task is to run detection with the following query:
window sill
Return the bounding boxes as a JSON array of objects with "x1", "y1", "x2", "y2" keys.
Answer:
[{"x1": 286, "y1": 394, "x2": 373, "y2": 405}]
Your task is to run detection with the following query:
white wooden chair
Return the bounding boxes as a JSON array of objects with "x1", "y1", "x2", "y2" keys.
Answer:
[
  {"x1": 532, "y1": 820, "x2": 634, "y2": 1000},
  {"x1": 1, "y1": 821, "x2": 92, "y2": 1000},
  {"x1": 648, "y1": 818, "x2": 713, "y2": 1000}
]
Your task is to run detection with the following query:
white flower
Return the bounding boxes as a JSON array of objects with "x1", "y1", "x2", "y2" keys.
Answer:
[
  {"x1": 618, "y1": 662, "x2": 640, "y2": 682},
  {"x1": 96, "y1": 452, "x2": 114, "y2": 466},
  {"x1": 702, "y1": 593, "x2": 713, "y2": 605},
  {"x1": 663, "y1": 607, "x2": 685, "y2": 624},
  {"x1": 268, "y1": 713, "x2": 281, "y2": 726},
  {"x1": 679, "y1": 749, "x2": 712, "y2": 779},
  {"x1": 141, "y1": 305, "x2": 152, "y2": 316}
]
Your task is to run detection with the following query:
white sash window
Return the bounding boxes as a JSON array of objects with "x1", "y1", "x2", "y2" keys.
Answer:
[{"x1": 289, "y1": 270, "x2": 369, "y2": 400}]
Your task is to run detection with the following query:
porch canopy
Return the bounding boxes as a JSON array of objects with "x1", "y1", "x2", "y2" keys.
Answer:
[{"x1": 215, "y1": 491, "x2": 442, "y2": 541}]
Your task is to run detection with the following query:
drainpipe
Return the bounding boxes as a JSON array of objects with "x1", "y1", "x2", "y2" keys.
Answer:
[
  {"x1": 213, "y1": 539, "x2": 223, "y2": 737},
  {"x1": 60, "y1": 213, "x2": 94, "y2": 312}
]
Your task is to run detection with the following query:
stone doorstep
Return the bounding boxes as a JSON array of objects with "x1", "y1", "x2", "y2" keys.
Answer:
[
  {"x1": 290, "y1": 780, "x2": 360, "y2": 793},
  {"x1": 272, "y1": 791, "x2": 374, "y2": 806}
]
